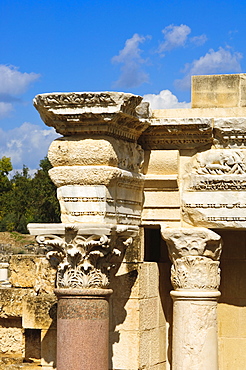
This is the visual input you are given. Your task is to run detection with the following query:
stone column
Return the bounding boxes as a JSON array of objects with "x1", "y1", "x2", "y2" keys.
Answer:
[
  {"x1": 31, "y1": 92, "x2": 150, "y2": 370},
  {"x1": 161, "y1": 227, "x2": 222, "y2": 370}
]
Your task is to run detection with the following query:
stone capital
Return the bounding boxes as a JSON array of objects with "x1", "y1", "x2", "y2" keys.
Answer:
[
  {"x1": 33, "y1": 223, "x2": 138, "y2": 289},
  {"x1": 161, "y1": 227, "x2": 222, "y2": 262},
  {"x1": 161, "y1": 227, "x2": 222, "y2": 291}
]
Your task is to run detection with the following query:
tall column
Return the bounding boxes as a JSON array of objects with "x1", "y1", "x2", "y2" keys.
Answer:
[
  {"x1": 161, "y1": 227, "x2": 222, "y2": 370},
  {"x1": 31, "y1": 91, "x2": 150, "y2": 370}
]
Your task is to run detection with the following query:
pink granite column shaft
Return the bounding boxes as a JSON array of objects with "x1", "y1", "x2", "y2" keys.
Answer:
[{"x1": 55, "y1": 288, "x2": 113, "y2": 370}]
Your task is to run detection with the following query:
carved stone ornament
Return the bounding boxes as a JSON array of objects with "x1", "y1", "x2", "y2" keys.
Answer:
[
  {"x1": 182, "y1": 149, "x2": 246, "y2": 228},
  {"x1": 33, "y1": 92, "x2": 150, "y2": 140},
  {"x1": 161, "y1": 227, "x2": 222, "y2": 291},
  {"x1": 171, "y1": 256, "x2": 220, "y2": 290},
  {"x1": 138, "y1": 117, "x2": 213, "y2": 150},
  {"x1": 161, "y1": 227, "x2": 222, "y2": 263},
  {"x1": 214, "y1": 117, "x2": 246, "y2": 148},
  {"x1": 36, "y1": 225, "x2": 137, "y2": 289}
]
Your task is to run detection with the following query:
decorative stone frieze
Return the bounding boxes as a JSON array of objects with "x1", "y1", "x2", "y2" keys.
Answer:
[
  {"x1": 182, "y1": 148, "x2": 246, "y2": 228},
  {"x1": 214, "y1": 117, "x2": 246, "y2": 148},
  {"x1": 138, "y1": 117, "x2": 213, "y2": 150}
]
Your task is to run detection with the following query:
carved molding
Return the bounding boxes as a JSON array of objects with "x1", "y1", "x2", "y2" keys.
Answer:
[
  {"x1": 214, "y1": 117, "x2": 246, "y2": 148},
  {"x1": 36, "y1": 225, "x2": 137, "y2": 289},
  {"x1": 138, "y1": 118, "x2": 213, "y2": 150},
  {"x1": 33, "y1": 92, "x2": 150, "y2": 140}
]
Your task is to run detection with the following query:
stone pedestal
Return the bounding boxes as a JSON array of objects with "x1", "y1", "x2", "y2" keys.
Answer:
[
  {"x1": 161, "y1": 227, "x2": 222, "y2": 370},
  {"x1": 55, "y1": 288, "x2": 112, "y2": 370}
]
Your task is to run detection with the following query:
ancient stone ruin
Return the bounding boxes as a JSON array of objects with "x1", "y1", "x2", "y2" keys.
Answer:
[{"x1": 0, "y1": 73, "x2": 246, "y2": 369}]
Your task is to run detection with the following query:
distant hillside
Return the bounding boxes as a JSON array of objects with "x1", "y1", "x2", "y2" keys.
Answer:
[{"x1": 0, "y1": 231, "x2": 36, "y2": 256}]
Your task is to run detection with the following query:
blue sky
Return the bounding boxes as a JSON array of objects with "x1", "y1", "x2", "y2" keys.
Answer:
[{"x1": 1, "y1": 0, "x2": 246, "y2": 170}]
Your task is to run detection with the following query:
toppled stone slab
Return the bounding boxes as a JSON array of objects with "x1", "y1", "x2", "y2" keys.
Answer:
[{"x1": 9, "y1": 255, "x2": 56, "y2": 294}]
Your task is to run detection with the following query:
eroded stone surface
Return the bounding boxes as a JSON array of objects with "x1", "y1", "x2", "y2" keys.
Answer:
[
  {"x1": 182, "y1": 149, "x2": 246, "y2": 228},
  {"x1": 22, "y1": 294, "x2": 57, "y2": 329},
  {"x1": 36, "y1": 224, "x2": 138, "y2": 289},
  {"x1": 9, "y1": 255, "x2": 56, "y2": 294},
  {"x1": 33, "y1": 92, "x2": 150, "y2": 139}
]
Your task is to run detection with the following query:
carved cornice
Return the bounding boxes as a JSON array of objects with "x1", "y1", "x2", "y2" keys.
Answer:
[
  {"x1": 138, "y1": 118, "x2": 213, "y2": 150},
  {"x1": 35, "y1": 224, "x2": 138, "y2": 289},
  {"x1": 33, "y1": 92, "x2": 150, "y2": 140}
]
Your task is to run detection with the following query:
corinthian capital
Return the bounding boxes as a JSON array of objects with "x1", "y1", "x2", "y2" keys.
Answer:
[
  {"x1": 34, "y1": 224, "x2": 138, "y2": 289},
  {"x1": 161, "y1": 227, "x2": 222, "y2": 291},
  {"x1": 161, "y1": 227, "x2": 222, "y2": 262}
]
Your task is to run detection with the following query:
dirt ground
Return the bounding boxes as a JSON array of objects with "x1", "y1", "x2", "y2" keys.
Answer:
[{"x1": 0, "y1": 232, "x2": 36, "y2": 255}]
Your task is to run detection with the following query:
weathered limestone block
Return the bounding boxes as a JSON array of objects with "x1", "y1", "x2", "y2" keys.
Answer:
[
  {"x1": 0, "y1": 327, "x2": 23, "y2": 355},
  {"x1": 192, "y1": 73, "x2": 246, "y2": 108},
  {"x1": 142, "y1": 150, "x2": 180, "y2": 227},
  {"x1": 0, "y1": 288, "x2": 33, "y2": 318},
  {"x1": 52, "y1": 173, "x2": 144, "y2": 225},
  {"x1": 34, "y1": 92, "x2": 150, "y2": 226},
  {"x1": 9, "y1": 255, "x2": 56, "y2": 294},
  {"x1": 22, "y1": 294, "x2": 57, "y2": 329},
  {"x1": 182, "y1": 149, "x2": 246, "y2": 228},
  {"x1": 48, "y1": 136, "x2": 144, "y2": 171}
]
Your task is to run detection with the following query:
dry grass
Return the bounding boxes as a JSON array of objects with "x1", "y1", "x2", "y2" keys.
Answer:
[{"x1": 0, "y1": 232, "x2": 36, "y2": 255}]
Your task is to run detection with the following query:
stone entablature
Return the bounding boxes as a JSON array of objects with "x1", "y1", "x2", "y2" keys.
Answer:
[
  {"x1": 34, "y1": 92, "x2": 150, "y2": 226},
  {"x1": 33, "y1": 92, "x2": 150, "y2": 140},
  {"x1": 138, "y1": 117, "x2": 213, "y2": 150}
]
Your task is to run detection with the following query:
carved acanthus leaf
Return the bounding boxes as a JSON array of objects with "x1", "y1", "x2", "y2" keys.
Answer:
[
  {"x1": 171, "y1": 256, "x2": 220, "y2": 290},
  {"x1": 36, "y1": 228, "x2": 133, "y2": 289}
]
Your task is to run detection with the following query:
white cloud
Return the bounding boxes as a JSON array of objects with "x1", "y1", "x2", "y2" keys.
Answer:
[
  {"x1": 190, "y1": 34, "x2": 207, "y2": 46},
  {"x1": 158, "y1": 24, "x2": 191, "y2": 53},
  {"x1": 112, "y1": 33, "x2": 149, "y2": 88},
  {"x1": 0, "y1": 65, "x2": 40, "y2": 95},
  {"x1": 0, "y1": 102, "x2": 13, "y2": 118},
  {"x1": 175, "y1": 47, "x2": 243, "y2": 90},
  {"x1": 0, "y1": 65, "x2": 40, "y2": 119},
  {"x1": 143, "y1": 90, "x2": 190, "y2": 109},
  {"x1": 0, "y1": 122, "x2": 59, "y2": 170}
]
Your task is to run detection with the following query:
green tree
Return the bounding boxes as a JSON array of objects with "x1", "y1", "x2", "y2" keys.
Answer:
[
  {"x1": 0, "y1": 156, "x2": 60, "y2": 233},
  {"x1": 31, "y1": 157, "x2": 60, "y2": 223},
  {"x1": 0, "y1": 156, "x2": 12, "y2": 192}
]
